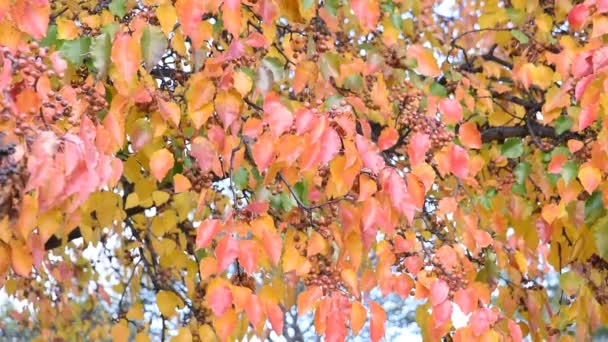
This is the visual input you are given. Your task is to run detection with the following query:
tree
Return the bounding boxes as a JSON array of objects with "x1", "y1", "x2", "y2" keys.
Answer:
[{"x1": 0, "y1": 0, "x2": 608, "y2": 340}]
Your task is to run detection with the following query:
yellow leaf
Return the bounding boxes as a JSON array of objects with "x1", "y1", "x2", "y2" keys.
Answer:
[
  {"x1": 56, "y1": 18, "x2": 79, "y2": 40},
  {"x1": 514, "y1": 251, "x2": 528, "y2": 274},
  {"x1": 0, "y1": 216, "x2": 9, "y2": 243},
  {"x1": 125, "y1": 192, "x2": 140, "y2": 209},
  {"x1": 157, "y1": 3, "x2": 177, "y2": 36},
  {"x1": 16, "y1": 194, "x2": 38, "y2": 240},
  {"x1": 172, "y1": 31, "x2": 188, "y2": 56},
  {"x1": 152, "y1": 190, "x2": 170, "y2": 206},
  {"x1": 127, "y1": 303, "x2": 144, "y2": 321},
  {"x1": 171, "y1": 327, "x2": 192, "y2": 342},
  {"x1": 111, "y1": 319, "x2": 130, "y2": 342},
  {"x1": 135, "y1": 333, "x2": 151, "y2": 342},
  {"x1": 156, "y1": 290, "x2": 182, "y2": 317},
  {"x1": 189, "y1": 102, "x2": 214, "y2": 130},
  {"x1": 233, "y1": 70, "x2": 253, "y2": 96},
  {"x1": 0, "y1": 244, "x2": 10, "y2": 278},
  {"x1": 198, "y1": 324, "x2": 218, "y2": 342},
  {"x1": 579, "y1": 163, "x2": 601, "y2": 194}
]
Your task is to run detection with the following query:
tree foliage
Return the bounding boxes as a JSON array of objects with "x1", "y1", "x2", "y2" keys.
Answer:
[{"x1": 1, "y1": 0, "x2": 608, "y2": 340}]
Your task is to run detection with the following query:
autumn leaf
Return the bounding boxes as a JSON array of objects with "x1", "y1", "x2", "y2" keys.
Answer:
[
  {"x1": 407, "y1": 45, "x2": 441, "y2": 77},
  {"x1": 111, "y1": 33, "x2": 141, "y2": 83},
  {"x1": 149, "y1": 148, "x2": 174, "y2": 182}
]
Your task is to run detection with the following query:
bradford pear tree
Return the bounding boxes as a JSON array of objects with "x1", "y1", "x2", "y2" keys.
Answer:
[{"x1": 1, "y1": 0, "x2": 608, "y2": 340}]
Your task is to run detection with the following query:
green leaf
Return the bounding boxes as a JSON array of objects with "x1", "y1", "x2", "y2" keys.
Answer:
[
  {"x1": 325, "y1": 0, "x2": 340, "y2": 16},
  {"x1": 302, "y1": 0, "x2": 315, "y2": 11},
  {"x1": 40, "y1": 25, "x2": 58, "y2": 47},
  {"x1": 514, "y1": 162, "x2": 531, "y2": 184},
  {"x1": 234, "y1": 167, "x2": 249, "y2": 190},
  {"x1": 429, "y1": 82, "x2": 447, "y2": 97},
  {"x1": 141, "y1": 26, "x2": 168, "y2": 71},
  {"x1": 90, "y1": 33, "x2": 111, "y2": 78},
  {"x1": 59, "y1": 37, "x2": 91, "y2": 65},
  {"x1": 592, "y1": 216, "x2": 608, "y2": 260},
  {"x1": 560, "y1": 272, "x2": 583, "y2": 296},
  {"x1": 101, "y1": 23, "x2": 120, "y2": 38},
  {"x1": 555, "y1": 116, "x2": 573, "y2": 135},
  {"x1": 319, "y1": 53, "x2": 340, "y2": 81},
  {"x1": 294, "y1": 181, "x2": 309, "y2": 205},
  {"x1": 585, "y1": 191, "x2": 605, "y2": 226},
  {"x1": 561, "y1": 161, "x2": 578, "y2": 184},
  {"x1": 501, "y1": 138, "x2": 524, "y2": 158},
  {"x1": 343, "y1": 74, "x2": 363, "y2": 91},
  {"x1": 109, "y1": 0, "x2": 127, "y2": 18},
  {"x1": 511, "y1": 183, "x2": 527, "y2": 196},
  {"x1": 510, "y1": 30, "x2": 529, "y2": 44}
]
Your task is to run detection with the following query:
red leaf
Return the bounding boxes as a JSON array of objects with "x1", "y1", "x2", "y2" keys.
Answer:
[
  {"x1": 237, "y1": 240, "x2": 258, "y2": 274},
  {"x1": 263, "y1": 92, "x2": 294, "y2": 137},
  {"x1": 369, "y1": 301, "x2": 386, "y2": 342},
  {"x1": 207, "y1": 283, "x2": 233, "y2": 316},
  {"x1": 408, "y1": 132, "x2": 430, "y2": 166},
  {"x1": 568, "y1": 4, "x2": 589, "y2": 30},
  {"x1": 439, "y1": 98, "x2": 463, "y2": 124},
  {"x1": 449, "y1": 145, "x2": 469, "y2": 178},
  {"x1": 430, "y1": 279, "x2": 450, "y2": 306},
  {"x1": 548, "y1": 153, "x2": 568, "y2": 174},
  {"x1": 196, "y1": 219, "x2": 222, "y2": 249},
  {"x1": 216, "y1": 234, "x2": 239, "y2": 271},
  {"x1": 431, "y1": 300, "x2": 453, "y2": 328},
  {"x1": 378, "y1": 127, "x2": 399, "y2": 151}
]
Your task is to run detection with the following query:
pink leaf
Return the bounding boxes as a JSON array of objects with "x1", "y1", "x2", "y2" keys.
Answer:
[
  {"x1": 238, "y1": 240, "x2": 259, "y2": 274},
  {"x1": 350, "y1": 0, "x2": 380, "y2": 30},
  {"x1": 264, "y1": 92, "x2": 293, "y2": 137},
  {"x1": 318, "y1": 128, "x2": 341, "y2": 164},
  {"x1": 508, "y1": 320, "x2": 524, "y2": 342},
  {"x1": 572, "y1": 51, "x2": 593, "y2": 78},
  {"x1": 470, "y1": 308, "x2": 498, "y2": 336},
  {"x1": 265, "y1": 301, "x2": 284, "y2": 334},
  {"x1": 355, "y1": 135, "x2": 385, "y2": 174},
  {"x1": 216, "y1": 234, "x2": 239, "y2": 271},
  {"x1": 453, "y1": 288, "x2": 476, "y2": 315},
  {"x1": 408, "y1": 132, "x2": 430, "y2": 166},
  {"x1": 207, "y1": 284, "x2": 233, "y2": 316},
  {"x1": 431, "y1": 300, "x2": 453, "y2": 328},
  {"x1": 190, "y1": 137, "x2": 217, "y2": 173},
  {"x1": 430, "y1": 279, "x2": 450, "y2": 306},
  {"x1": 439, "y1": 98, "x2": 463, "y2": 124},
  {"x1": 450, "y1": 145, "x2": 469, "y2": 178},
  {"x1": 568, "y1": 4, "x2": 589, "y2": 30}
]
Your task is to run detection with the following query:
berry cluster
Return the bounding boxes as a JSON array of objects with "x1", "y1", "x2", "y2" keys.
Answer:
[
  {"x1": 74, "y1": 78, "x2": 108, "y2": 123},
  {"x1": 231, "y1": 272, "x2": 256, "y2": 292},
  {"x1": 0, "y1": 133, "x2": 25, "y2": 220},
  {"x1": 0, "y1": 133, "x2": 17, "y2": 185},
  {"x1": 400, "y1": 111, "x2": 455, "y2": 151},
  {"x1": 183, "y1": 167, "x2": 214, "y2": 192},
  {"x1": 304, "y1": 255, "x2": 342, "y2": 295}
]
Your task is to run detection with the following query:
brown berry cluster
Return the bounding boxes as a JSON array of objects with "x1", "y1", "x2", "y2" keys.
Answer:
[
  {"x1": 309, "y1": 17, "x2": 332, "y2": 59},
  {"x1": 231, "y1": 272, "x2": 256, "y2": 291},
  {"x1": 192, "y1": 285, "x2": 212, "y2": 325},
  {"x1": 0, "y1": 133, "x2": 26, "y2": 220},
  {"x1": 74, "y1": 78, "x2": 108, "y2": 123},
  {"x1": 183, "y1": 167, "x2": 214, "y2": 192},
  {"x1": 400, "y1": 112, "x2": 455, "y2": 151},
  {"x1": 382, "y1": 47, "x2": 407, "y2": 68},
  {"x1": 431, "y1": 258, "x2": 469, "y2": 292},
  {"x1": 304, "y1": 255, "x2": 342, "y2": 295},
  {"x1": 290, "y1": 34, "x2": 308, "y2": 60},
  {"x1": 389, "y1": 81, "x2": 422, "y2": 110},
  {"x1": 2, "y1": 43, "x2": 58, "y2": 88}
]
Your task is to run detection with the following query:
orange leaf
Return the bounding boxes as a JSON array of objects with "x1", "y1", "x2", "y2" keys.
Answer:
[
  {"x1": 341, "y1": 268, "x2": 359, "y2": 294},
  {"x1": 407, "y1": 45, "x2": 441, "y2": 77},
  {"x1": 369, "y1": 301, "x2": 386, "y2": 342},
  {"x1": 11, "y1": 0, "x2": 49, "y2": 40},
  {"x1": 158, "y1": 99, "x2": 181, "y2": 127},
  {"x1": 206, "y1": 280, "x2": 233, "y2": 316},
  {"x1": 350, "y1": 0, "x2": 380, "y2": 31},
  {"x1": 16, "y1": 193, "x2": 38, "y2": 240},
  {"x1": 199, "y1": 256, "x2": 219, "y2": 280},
  {"x1": 11, "y1": 243, "x2": 33, "y2": 277},
  {"x1": 378, "y1": 127, "x2": 399, "y2": 151},
  {"x1": 173, "y1": 173, "x2": 192, "y2": 192},
  {"x1": 264, "y1": 92, "x2": 294, "y2": 137},
  {"x1": 578, "y1": 162, "x2": 601, "y2": 194},
  {"x1": 459, "y1": 122, "x2": 481, "y2": 149},
  {"x1": 149, "y1": 149, "x2": 174, "y2": 182},
  {"x1": 111, "y1": 33, "x2": 141, "y2": 83},
  {"x1": 297, "y1": 286, "x2": 323, "y2": 316},
  {"x1": 350, "y1": 301, "x2": 367, "y2": 336},
  {"x1": 213, "y1": 309, "x2": 237, "y2": 341},
  {"x1": 252, "y1": 133, "x2": 275, "y2": 171},
  {"x1": 223, "y1": 0, "x2": 241, "y2": 37},
  {"x1": 567, "y1": 139, "x2": 584, "y2": 153}
]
